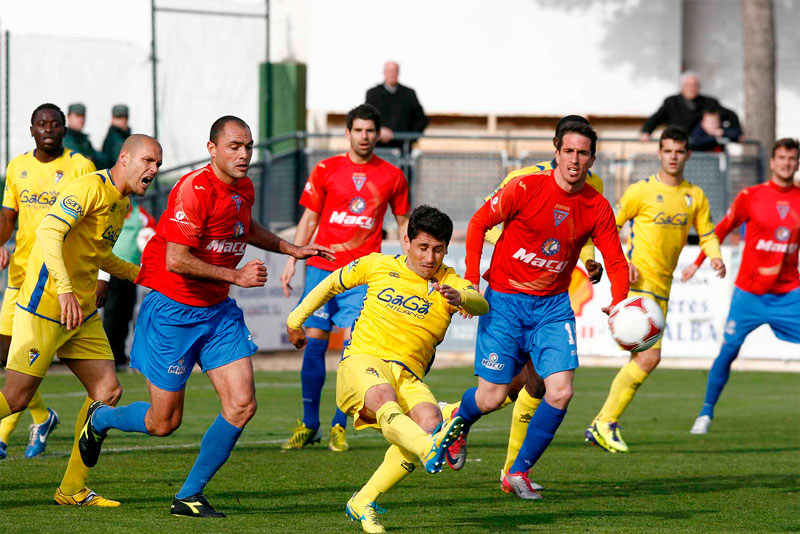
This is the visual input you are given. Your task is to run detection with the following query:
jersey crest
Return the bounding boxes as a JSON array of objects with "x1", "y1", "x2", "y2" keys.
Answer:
[
  {"x1": 777, "y1": 202, "x2": 790, "y2": 219},
  {"x1": 352, "y1": 172, "x2": 367, "y2": 191},
  {"x1": 553, "y1": 209, "x2": 569, "y2": 226}
]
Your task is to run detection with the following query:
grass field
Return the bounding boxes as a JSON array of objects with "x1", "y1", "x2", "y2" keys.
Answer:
[{"x1": 0, "y1": 365, "x2": 797, "y2": 533}]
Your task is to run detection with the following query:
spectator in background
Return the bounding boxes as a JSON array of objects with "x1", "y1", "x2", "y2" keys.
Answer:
[
  {"x1": 64, "y1": 103, "x2": 103, "y2": 166},
  {"x1": 639, "y1": 72, "x2": 720, "y2": 141},
  {"x1": 97, "y1": 200, "x2": 157, "y2": 369},
  {"x1": 690, "y1": 107, "x2": 742, "y2": 152},
  {"x1": 102, "y1": 104, "x2": 131, "y2": 165},
  {"x1": 366, "y1": 61, "x2": 429, "y2": 148}
]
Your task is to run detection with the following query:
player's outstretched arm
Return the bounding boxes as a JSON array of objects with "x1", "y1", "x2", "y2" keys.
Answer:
[
  {"x1": 434, "y1": 282, "x2": 489, "y2": 316},
  {"x1": 101, "y1": 253, "x2": 140, "y2": 283},
  {"x1": 286, "y1": 266, "x2": 354, "y2": 348},
  {"x1": 249, "y1": 220, "x2": 335, "y2": 262},
  {"x1": 165, "y1": 242, "x2": 267, "y2": 287},
  {"x1": 280, "y1": 208, "x2": 322, "y2": 297}
]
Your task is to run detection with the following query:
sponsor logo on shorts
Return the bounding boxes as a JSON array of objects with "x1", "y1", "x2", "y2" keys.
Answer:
[
  {"x1": 28, "y1": 348, "x2": 40, "y2": 366},
  {"x1": 168, "y1": 358, "x2": 189, "y2": 375},
  {"x1": 725, "y1": 320, "x2": 736, "y2": 336},
  {"x1": 60, "y1": 195, "x2": 84, "y2": 220},
  {"x1": 481, "y1": 353, "x2": 505, "y2": 371},
  {"x1": 365, "y1": 367, "x2": 380, "y2": 378}
]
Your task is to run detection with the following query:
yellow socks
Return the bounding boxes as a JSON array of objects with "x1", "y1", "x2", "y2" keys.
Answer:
[
  {"x1": 596, "y1": 360, "x2": 650, "y2": 423},
  {"x1": 356, "y1": 445, "x2": 417, "y2": 503},
  {"x1": 0, "y1": 411, "x2": 23, "y2": 443},
  {"x1": 59, "y1": 397, "x2": 93, "y2": 495},
  {"x1": 28, "y1": 390, "x2": 50, "y2": 424},
  {"x1": 499, "y1": 395, "x2": 515, "y2": 410},
  {"x1": 0, "y1": 393, "x2": 11, "y2": 420},
  {"x1": 376, "y1": 401, "x2": 429, "y2": 460},
  {"x1": 503, "y1": 388, "x2": 541, "y2": 474}
]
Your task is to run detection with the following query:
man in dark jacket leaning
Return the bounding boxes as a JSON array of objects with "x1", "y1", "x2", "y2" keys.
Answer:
[
  {"x1": 639, "y1": 72, "x2": 719, "y2": 141},
  {"x1": 365, "y1": 61, "x2": 429, "y2": 148}
]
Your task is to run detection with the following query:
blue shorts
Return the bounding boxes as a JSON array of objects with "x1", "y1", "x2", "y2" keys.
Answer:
[
  {"x1": 474, "y1": 287, "x2": 578, "y2": 384},
  {"x1": 300, "y1": 265, "x2": 367, "y2": 331},
  {"x1": 723, "y1": 287, "x2": 800, "y2": 346},
  {"x1": 130, "y1": 291, "x2": 258, "y2": 392}
]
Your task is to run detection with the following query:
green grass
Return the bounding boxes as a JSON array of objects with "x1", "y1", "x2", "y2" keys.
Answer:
[{"x1": 0, "y1": 366, "x2": 797, "y2": 533}]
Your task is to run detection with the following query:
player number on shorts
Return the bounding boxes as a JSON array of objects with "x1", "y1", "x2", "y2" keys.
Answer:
[{"x1": 564, "y1": 322, "x2": 575, "y2": 345}]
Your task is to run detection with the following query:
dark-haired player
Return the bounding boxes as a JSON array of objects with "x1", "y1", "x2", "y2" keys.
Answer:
[
  {"x1": 0, "y1": 103, "x2": 95, "y2": 459},
  {"x1": 287, "y1": 205, "x2": 487, "y2": 533},
  {"x1": 79, "y1": 116, "x2": 334, "y2": 517},
  {"x1": 586, "y1": 126, "x2": 725, "y2": 453},
  {"x1": 686, "y1": 138, "x2": 800, "y2": 434},
  {"x1": 450, "y1": 122, "x2": 629, "y2": 500},
  {"x1": 280, "y1": 103, "x2": 410, "y2": 452}
]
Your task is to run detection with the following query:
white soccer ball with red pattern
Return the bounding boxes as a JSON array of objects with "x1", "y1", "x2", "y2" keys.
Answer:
[{"x1": 608, "y1": 296, "x2": 665, "y2": 352}]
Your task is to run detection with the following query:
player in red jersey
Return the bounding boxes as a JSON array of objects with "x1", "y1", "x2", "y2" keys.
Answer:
[
  {"x1": 684, "y1": 137, "x2": 800, "y2": 434},
  {"x1": 279, "y1": 104, "x2": 410, "y2": 452},
  {"x1": 78, "y1": 116, "x2": 334, "y2": 518},
  {"x1": 448, "y1": 122, "x2": 629, "y2": 500}
]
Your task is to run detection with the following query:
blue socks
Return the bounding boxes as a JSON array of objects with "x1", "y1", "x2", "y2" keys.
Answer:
[
  {"x1": 510, "y1": 399, "x2": 566, "y2": 474},
  {"x1": 92, "y1": 401, "x2": 150, "y2": 435},
  {"x1": 300, "y1": 337, "x2": 329, "y2": 430},
  {"x1": 699, "y1": 343, "x2": 741, "y2": 418},
  {"x1": 176, "y1": 414, "x2": 243, "y2": 499},
  {"x1": 457, "y1": 387, "x2": 484, "y2": 432},
  {"x1": 331, "y1": 408, "x2": 347, "y2": 428}
]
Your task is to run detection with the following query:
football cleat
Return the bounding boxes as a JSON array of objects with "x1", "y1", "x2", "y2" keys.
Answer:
[
  {"x1": 54, "y1": 486, "x2": 120, "y2": 507},
  {"x1": 501, "y1": 468, "x2": 543, "y2": 491},
  {"x1": 171, "y1": 494, "x2": 226, "y2": 518},
  {"x1": 329, "y1": 424, "x2": 349, "y2": 452},
  {"x1": 502, "y1": 471, "x2": 543, "y2": 500},
  {"x1": 0, "y1": 441, "x2": 7, "y2": 460},
  {"x1": 437, "y1": 401, "x2": 460, "y2": 421},
  {"x1": 445, "y1": 432, "x2": 468, "y2": 470},
  {"x1": 690, "y1": 415, "x2": 712, "y2": 435},
  {"x1": 585, "y1": 421, "x2": 628, "y2": 453},
  {"x1": 421, "y1": 416, "x2": 464, "y2": 474},
  {"x1": 79, "y1": 401, "x2": 108, "y2": 467},
  {"x1": 26, "y1": 408, "x2": 60, "y2": 458},
  {"x1": 281, "y1": 420, "x2": 322, "y2": 450},
  {"x1": 346, "y1": 492, "x2": 386, "y2": 534}
]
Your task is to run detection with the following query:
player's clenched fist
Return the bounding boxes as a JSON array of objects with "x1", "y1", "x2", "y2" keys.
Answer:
[
  {"x1": 234, "y1": 259, "x2": 268, "y2": 288},
  {"x1": 433, "y1": 282, "x2": 462, "y2": 307},
  {"x1": 287, "y1": 325, "x2": 307, "y2": 349}
]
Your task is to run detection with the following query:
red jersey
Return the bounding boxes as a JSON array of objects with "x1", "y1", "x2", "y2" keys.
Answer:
[
  {"x1": 465, "y1": 170, "x2": 629, "y2": 306},
  {"x1": 300, "y1": 153, "x2": 410, "y2": 270},
  {"x1": 137, "y1": 165, "x2": 254, "y2": 307},
  {"x1": 694, "y1": 180, "x2": 800, "y2": 295}
]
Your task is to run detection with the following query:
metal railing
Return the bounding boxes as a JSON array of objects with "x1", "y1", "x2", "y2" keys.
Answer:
[{"x1": 144, "y1": 132, "x2": 765, "y2": 230}]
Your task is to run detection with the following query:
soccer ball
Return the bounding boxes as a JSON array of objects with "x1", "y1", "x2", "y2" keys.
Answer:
[{"x1": 608, "y1": 296, "x2": 665, "y2": 352}]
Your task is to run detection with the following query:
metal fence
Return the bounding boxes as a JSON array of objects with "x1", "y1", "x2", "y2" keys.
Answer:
[{"x1": 144, "y1": 132, "x2": 765, "y2": 230}]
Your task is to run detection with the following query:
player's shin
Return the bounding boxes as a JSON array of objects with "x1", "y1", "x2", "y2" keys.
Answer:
[
  {"x1": 0, "y1": 410, "x2": 23, "y2": 443},
  {"x1": 356, "y1": 445, "x2": 417, "y2": 504},
  {"x1": 92, "y1": 401, "x2": 150, "y2": 434},
  {"x1": 59, "y1": 397, "x2": 94, "y2": 495},
  {"x1": 375, "y1": 402, "x2": 429, "y2": 459},
  {"x1": 595, "y1": 360, "x2": 649, "y2": 423},
  {"x1": 509, "y1": 399, "x2": 566, "y2": 474},
  {"x1": 700, "y1": 343, "x2": 741, "y2": 418},
  {"x1": 504, "y1": 388, "x2": 541, "y2": 474},
  {"x1": 456, "y1": 387, "x2": 484, "y2": 432},
  {"x1": 300, "y1": 337, "x2": 329, "y2": 430},
  {"x1": 176, "y1": 413, "x2": 243, "y2": 499}
]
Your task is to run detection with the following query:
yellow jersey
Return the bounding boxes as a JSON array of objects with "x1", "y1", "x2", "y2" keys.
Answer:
[
  {"x1": 3, "y1": 148, "x2": 96, "y2": 288},
  {"x1": 617, "y1": 173, "x2": 722, "y2": 298},
  {"x1": 16, "y1": 169, "x2": 139, "y2": 323},
  {"x1": 484, "y1": 160, "x2": 603, "y2": 264},
  {"x1": 288, "y1": 253, "x2": 487, "y2": 379}
]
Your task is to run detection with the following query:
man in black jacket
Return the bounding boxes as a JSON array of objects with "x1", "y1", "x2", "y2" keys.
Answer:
[
  {"x1": 365, "y1": 61, "x2": 428, "y2": 148},
  {"x1": 639, "y1": 72, "x2": 720, "y2": 141}
]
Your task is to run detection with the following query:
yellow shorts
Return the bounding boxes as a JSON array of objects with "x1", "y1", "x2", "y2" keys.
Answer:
[
  {"x1": 6, "y1": 310, "x2": 113, "y2": 378},
  {"x1": 629, "y1": 278, "x2": 670, "y2": 350},
  {"x1": 0, "y1": 287, "x2": 18, "y2": 336},
  {"x1": 336, "y1": 355, "x2": 437, "y2": 431}
]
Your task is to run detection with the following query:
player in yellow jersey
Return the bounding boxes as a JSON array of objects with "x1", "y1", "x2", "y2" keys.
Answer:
[
  {"x1": 0, "y1": 134, "x2": 161, "y2": 506},
  {"x1": 585, "y1": 126, "x2": 726, "y2": 453},
  {"x1": 287, "y1": 206, "x2": 488, "y2": 534},
  {"x1": 0, "y1": 103, "x2": 96, "y2": 459},
  {"x1": 444, "y1": 116, "x2": 606, "y2": 491}
]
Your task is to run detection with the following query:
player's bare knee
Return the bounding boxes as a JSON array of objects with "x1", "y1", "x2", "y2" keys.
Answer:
[
  {"x1": 547, "y1": 385, "x2": 573, "y2": 407},
  {"x1": 150, "y1": 418, "x2": 181, "y2": 437},
  {"x1": 224, "y1": 397, "x2": 257, "y2": 427},
  {"x1": 476, "y1": 388, "x2": 507, "y2": 412},
  {"x1": 419, "y1": 413, "x2": 443, "y2": 434}
]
